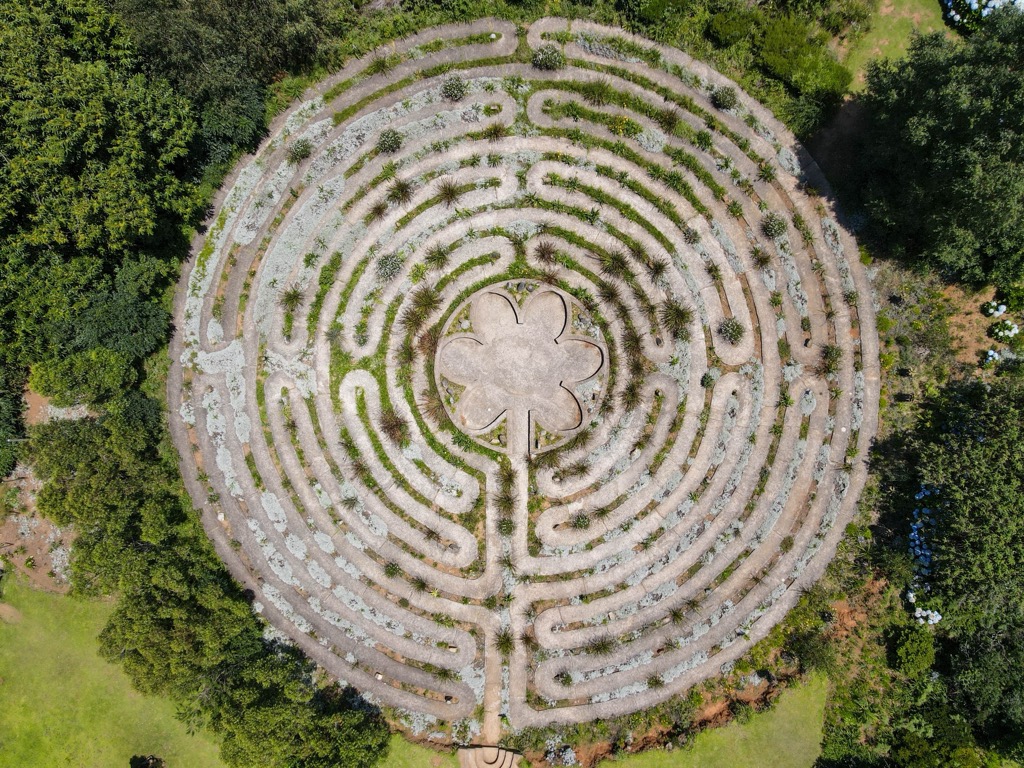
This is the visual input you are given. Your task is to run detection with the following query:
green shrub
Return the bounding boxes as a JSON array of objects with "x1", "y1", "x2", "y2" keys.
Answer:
[
  {"x1": 718, "y1": 317, "x2": 745, "y2": 345},
  {"x1": 762, "y1": 212, "x2": 787, "y2": 239},
  {"x1": 709, "y1": 5, "x2": 763, "y2": 48},
  {"x1": 376, "y1": 128, "x2": 402, "y2": 154},
  {"x1": 710, "y1": 85, "x2": 738, "y2": 111},
  {"x1": 532, "y1": 43, "x2": 565, "y2": 70},
  {"x1": 287, "y1": 137, "x2": 312, "y2": 164},
  {"x1": 890, "y1": 624, "x2": 936, "y2": 678},
  {"x1": 441, "y1": 74, "x2": 466, "y2": 101}
]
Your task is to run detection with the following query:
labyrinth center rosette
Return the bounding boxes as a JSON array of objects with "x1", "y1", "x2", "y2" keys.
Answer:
[{"x1": 169, "y1": 18, "x2": 879, "y2": 742}]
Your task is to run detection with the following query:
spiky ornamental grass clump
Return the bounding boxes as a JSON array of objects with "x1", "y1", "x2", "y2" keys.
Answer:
[
  {"x1": 751, "y1": 245, "x2": 772, "y2": 269},
  {"x1": 418, "y1": 388, "x2": 448, "y2": 425},
  {"x1": 495, "y1": 628, "x2": 515, "y2": 656},
  {"x1": 762, "y1": 212, "x2": 787, "y2": 239},
  {"x1": 376, "y1": 251, "x2": 404, "y2": 281},
  {"x1": 660, "y1": 299, "x2": 694, "y2": 341},
  {"x1": 379, "y1": 407, "x2": 409, "y2": 445},
  {"x1": 388, "y1": 177, "x2": 415, "y2": 205},
  {"x1": 533, "y1": 240, "x2": 558, "y2": 264},
  {"x1": 718, "y1": 316, "x2": 745, "y2": 345},
  {"x1": 482, "y1": 122, "x2": 507, "y2": 142},
  {"x1": 441, "y1": 74, "x2": 467, "y2": 101},
  {"x1": 279, "y1": 284, "x2": 303, "y2": 312},
  {"x1": 376, "y1": 128, "x2": 402, "y2": 154},
  {"x1": 532, "y1": 43, "x2": 565, "y2": 71},
  {"x1": 286, "y1": 138, "x2": 312, "y2": 164},
  {"x1": 818, "y1": 344, "x2": 843, "y2": 376},
  {"x1": 424, "y1": 244, "x2": 449, "y2": 271},
  {"x1": 711, "y1": 85, "x2": 738, "y2": 111},
  {"x1": 436, "y1": 178, "x2": 463, "y2": 207},
  {"x1": 365, "y1": 200, "x2": 388, "y2": 224}
]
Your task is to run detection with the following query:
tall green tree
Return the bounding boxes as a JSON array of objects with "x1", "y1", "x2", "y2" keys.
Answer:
[
  {"x1": 911, "y1": 378, "x2": 1024, "y2": 736},
  {"x1": 859, "y1": 9, "x2": 1024, "y2": 287},
  {"x1": 106, "y1": 0, "x2": 329, "y2": 165},
  {"x1": 0, "y1": 0, "x2": 200, "y2": 372},
  {"x1": 31, "y1": 402, "x2": 391, "y2": 768}
]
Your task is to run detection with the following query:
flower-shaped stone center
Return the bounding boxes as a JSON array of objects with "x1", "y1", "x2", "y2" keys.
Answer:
[{"x1": 436, "y1": 284, "x2": 604, "y2": 454}]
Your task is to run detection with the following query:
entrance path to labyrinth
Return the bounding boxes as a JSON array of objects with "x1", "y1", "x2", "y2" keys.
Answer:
[{"x1": 169, "y1": 17, "x2": 878, "y2": 750}]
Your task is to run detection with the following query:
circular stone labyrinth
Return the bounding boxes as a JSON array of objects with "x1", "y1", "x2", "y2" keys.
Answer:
[{"x1": 169, "y1": 18, "x2": 879, "y2": 745}]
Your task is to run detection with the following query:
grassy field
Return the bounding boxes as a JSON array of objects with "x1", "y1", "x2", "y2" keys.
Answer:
[
  {"x1": 388, "y1": 675, "x2": 826, "y2": 768},
  {"x1": 611, "y1": 675, "x2": 827, "y2": 768},
  {"x1": 844, "y1": 0, "x2": 948, "y2": 87},
  {"x1": 0, "y1": 575, "x2": 824, "y2": 768},
  {"x1": 0, "y1": 578, "x2": 226, "y2": 768},
  {"x1": 386, "y1": 734, "x2": 460, "y2": 768}
]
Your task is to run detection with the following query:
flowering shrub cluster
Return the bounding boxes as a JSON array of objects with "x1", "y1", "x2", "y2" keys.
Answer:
[
  {"x1": 941, "y1": 0, "x2": 1024, "y2": 30},
  {"x1": 904, "y1": 486, "x2": 943, "y2": 624},
  {"x1": 982, "y1": 300, "x2": 1008, "y2": 317},
  {"x1": 989, "y1": 318, "x2": 1020, "y2": 341},
  {"x1": 908, "y1": 485, "x2": 938, "y2": 581}
]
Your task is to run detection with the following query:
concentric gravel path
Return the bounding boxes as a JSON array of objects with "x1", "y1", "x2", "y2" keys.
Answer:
[{"x1": 168, "y1": 17, "x2": 879, "y2": 745}]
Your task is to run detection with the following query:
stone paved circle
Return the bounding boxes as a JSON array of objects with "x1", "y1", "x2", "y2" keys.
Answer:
[{"x1": 169, "y1": 17, "x2": 879, "y2": 744}]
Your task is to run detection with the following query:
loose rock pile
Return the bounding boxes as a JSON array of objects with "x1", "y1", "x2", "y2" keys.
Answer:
[{"x1": 169, "y1": 17, "x2": 879, "y2": 744}]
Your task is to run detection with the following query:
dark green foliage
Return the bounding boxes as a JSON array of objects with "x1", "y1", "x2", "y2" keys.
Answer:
[
  {"x1": 709, "y1": 5, "x2": 763, "y2": 47},
  {"x1": 889, "y1": 624, "x2": 936, "y2": 678},
  {"x1": 0, "y1": 373, "x2": 21, "y2": 477},
  {"x1": 710, "y1": 85, "x2": 738, "y2": 111},
  {"x1": 29, "y1": 348, "x2": 136, "y2": 407},
  {"x1": 30, "y1": 406, "x2": 390, "y2": 768},
  {"x1": 859, "y1": 11, "x2": 1024, "y2": 287},
  {"x1": 907, "y1": 379, "x2": 1024, "y2": 734},
  {"x1": 718, "y1": 317, "x2": 744, "y2": 345},
  {"x1": 74, "y1": 288, "x2": 169, "y2": 360},
  {"x1": 108, "y1": 0, "x2": 327, "y2": 166},
  {"x1": 759, "y1": 15, "x2": 851, "y2": 97},
  {"x1": 0, "y1": 0, "x2": 199, "y2": 379}
]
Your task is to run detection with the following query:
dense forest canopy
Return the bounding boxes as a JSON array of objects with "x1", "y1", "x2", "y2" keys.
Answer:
[{"x1": 860, "y1": 9, "x2": 1024, "y2": 287}]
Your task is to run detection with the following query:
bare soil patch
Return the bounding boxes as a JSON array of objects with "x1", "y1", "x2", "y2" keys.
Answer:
[
  {"x1": 0, "y1": 467, "x2": 71, "y2": 593},
  {"x1": 0, "y1": 602, "x2": 22, "y2": 623},
  {"x1": 943, "y1": 284, "x2": 996, "y2": 366},
  {"x1": 23, "y1": 388, "x2": 50, "y2": 426}
]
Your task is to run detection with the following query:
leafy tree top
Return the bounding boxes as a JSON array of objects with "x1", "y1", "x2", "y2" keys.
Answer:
[
  {"x1": 860, "y1": 9, "x2": 1024, "y2": 288},
  {"x1": 0, "y1": 0, "x2": 200, "y2": 373}
]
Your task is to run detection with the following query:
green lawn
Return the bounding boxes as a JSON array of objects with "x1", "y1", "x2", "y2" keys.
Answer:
[
  {"x1": 386, "y1": 734, "x2": 459, "y2": 768},
  {"x1": 0, "y1": 578, "x2": 225, "y2": 768},
  {"x1": 608, "y1": 674, "x2": 827, "y2": 768},
  {"x1": 387, "y1": 675, "x2": 826, "y2": 768},
  {"x1": 844, "y1": 0, "x2": 948, "y2": 87},
  {"x1": 0, "y1": 575, "x2": 824, "y2": 768}
]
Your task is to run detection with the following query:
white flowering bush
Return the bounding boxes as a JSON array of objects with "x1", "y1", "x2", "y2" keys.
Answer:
[
  {"x1": 942, "y1": 0, "x2": 1024, "y2": 30},
  {"x1": 981, "y1": 300, "x2": 1008, "y2": 317},
  {"x1": 989, "y1": 318, "x2": 1020, "y2": 341}
]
